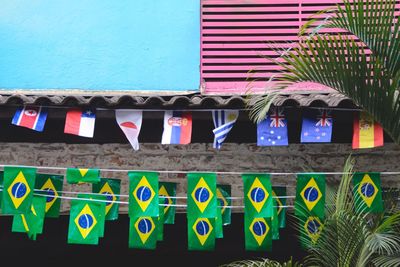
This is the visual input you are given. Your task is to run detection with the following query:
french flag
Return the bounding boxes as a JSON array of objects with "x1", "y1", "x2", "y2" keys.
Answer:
[
  {"x1": 161, "y1": 111, "x2": 192, "y2": 144},
  {"x1": 12, "y1": 106, "x2": 48, "y2": 132},
  {"x1": 64, "y1": 109, "x2": 96, "y2": 138}
]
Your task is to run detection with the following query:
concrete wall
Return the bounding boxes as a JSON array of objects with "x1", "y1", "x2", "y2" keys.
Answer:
[
  {"x1": 0, "y1": 0, "x2": 200, "y2": 91},
  {"x1": 0, "y1": 142, "x2": 399, "y2": 212}
]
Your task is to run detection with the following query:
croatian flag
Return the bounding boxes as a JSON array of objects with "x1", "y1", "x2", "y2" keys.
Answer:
[
  {"x1": 257, "y1": 107, "x2": 288, "y2": 146},
  {"x1": 212, "y1": 110, "x2": 239, "y2": 149},
  {"x1": 161, "y1": 111, "x2": 192, "y2": 145},
  {"x1": 12, "y1": 106, "x2": 48, "y2": 132},
  {"x1": 301, "y1": 109, "x2": 333, "y2": 143},
  {"x1": 115, "y1": 109, "x2": 142, "y2": 151},
  {"x1": 64, "y1": 109, "x2": 96, "y2": 138}
]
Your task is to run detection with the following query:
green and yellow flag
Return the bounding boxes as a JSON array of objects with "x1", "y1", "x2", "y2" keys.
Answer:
[
  {"x1": 128, "y1": 171, "x2": 159, "y2": 218},
  {"x1": 67, "y1": 199, "x2": 104, "y2": 245},
  {"x1": 35, "y1": 173, "x2": 64, "y2": 218},
  {"x1": 0, "y1": 171, "x2": 3, "y2": 209},
  {"x1": 353, "y1": 172, "x2": 383, "y2": 213},
  {"x1": 295, "y1": 174, "x2": 325, "y2": 219},
  {"x1": 2, "y1": 166, "x2": 36, "y2": 214},
  {"x1": 272, "y1": 186, "x2": 287, "y2": 228},
  {"x1": 129, "y1": 216, "x2": 158, "y2": 250},
  {"x1": 187, "y1": 173, "x2": 217, "y2": 219},
  {"x1": 12, "y1": 196, "x2": 46, "y2": 240},
  {"x1": 92, "y1": 178, "x2": 121, "y2": 220},
  {"x1": 158, "y1": 182, "x2": 177, "y2": 224},
  {"x1": 299, "y1": 216, "x2": 324, "y2": 248},
  {"x1": 188, "y1": 217, "x2": 216, "y2": 251},
  {"x1": 66, "y1": 168, "x2": 100, "y2": 184},
  {"x1": 77, "y1": 194, "x2": 106, "y2": 238},
  {"x1": 242, "y1": 173, "x2": 273, "y2": 218},
  {"x1": 272, "y1": 199, "x2": 279, "y2": 240},
  {"x1": 217, "y1": 184, "x2": 231, "y2": 226},
  {"x1": 215, "y1": 206, "x2": 223, "y2": 239},
  {"x1": 244, "y1": 215, "x2": 272, "y2": 251},
  {"x1": 157, "y1": 203, "x2": 164, "y2": 241}
]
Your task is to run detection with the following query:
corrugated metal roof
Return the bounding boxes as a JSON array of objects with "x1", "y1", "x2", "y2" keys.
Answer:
[{"x1": 0, "y1": 91, "x2": 355, "y2": 109}]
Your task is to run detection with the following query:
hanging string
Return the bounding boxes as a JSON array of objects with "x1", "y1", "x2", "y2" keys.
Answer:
[
  {"x1": 32, "y1": 193, "x2": 292, "y2": 209},
  {"x1": 0, "y1": 165, "x2": 399, "y2": 176}
]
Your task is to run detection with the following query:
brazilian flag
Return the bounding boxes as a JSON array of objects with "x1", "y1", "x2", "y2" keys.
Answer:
[
  {"x1": 35, "y1": 173, "x2": 64, "y2": 218},
  {"x1": 66, "y1": 168, "x2": 100, "y2": 184},
  {"x1": 187, "y1": 173, "x2": 217, "y2": 218},
  {"x1": 77, "y1": 194, "x2": 106, "y2": 238},
  {"x1": 242, "y1": 173, "x2": 273, "y2": 218},
  {"x1": 92, "y1": 178, "x2": 121, "y2": 220},
  {"x1": 129, "y1": 216, "x2": 158, "y2": 250},
  {"x1": 295, "y1": 173, "x2": 325, "y2": 219},
  {"x1": 128, "y1": 171, "x2": 159, "y2": 218},
  {"x1": 272, "y1": 199, "x2": 279, "y2": 240},
  {"x1": 299, "y1": 215, "x2": 324, "y2": 248},
  {"x1": 353, "y1": 172, "x2": 383, "y2": 213},
  {"x1": 68, "y1": 199, "x2": 104, "y2": 245},
  {"x1": 244, "y1": 214, "x2": 272, "y2": 251},
  {"x1": 157, "y1": 203, "x2": 164, "y2": 241},
  {"x1": 217, "y1": 184, "x2": 231, "y2": 226},
  {"x1": 12, "y1": 196, "x2": 46, "y2": 240},
  {"x1": 272, "y1": 186, "x2": 287, "y2": 228},
  {"x1": 188, "y1": 217, "x2": 215, "y2": 251},
  {"x1": 0, "y1": 171, "x2": 3, "y2": 209},
  {"x1": 2, "y1": 166, "x2": 36, "y2": 214},
  {"x1": 215, "y1": 206, "x2": 223, "y2": 239},
  {"x1": 158, "y1": 182, "x2": 177, "y2": 224}
]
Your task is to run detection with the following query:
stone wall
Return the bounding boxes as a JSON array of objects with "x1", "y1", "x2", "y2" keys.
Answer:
[{"x1": 0, "y1": 142, "x2": 399, "y2": 212}]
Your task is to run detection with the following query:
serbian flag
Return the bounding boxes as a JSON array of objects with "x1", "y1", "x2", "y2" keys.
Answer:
[
  {"x1": 64, "y1": 109, "x2": 96, "y2": 138},
  {"x1": 12, "y1": 106, "x2": 48, "y2": 132},
  {"x1": 352, "y1": 111, "x2": 384, "y2": 149},
  {"x1": 161, "y1": 111, "x2": 192, "y2": 144},
  {"x1": 115, "y1": 110, "x2": 142, "y2": 151}
]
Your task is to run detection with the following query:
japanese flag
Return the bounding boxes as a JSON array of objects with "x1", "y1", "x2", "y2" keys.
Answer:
[{"x1": 115, "y1": 110, "x2": 143, "y2": 151}]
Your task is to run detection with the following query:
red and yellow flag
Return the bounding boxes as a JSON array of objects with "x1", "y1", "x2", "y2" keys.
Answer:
[{"x1": 352, "y1": 112, "x2": 383, "y2": 149}]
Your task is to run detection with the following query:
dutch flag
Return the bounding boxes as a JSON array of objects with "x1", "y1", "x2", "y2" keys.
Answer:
[{"x1": 12, "y1": 106, "x2": 48, "y2": 132}]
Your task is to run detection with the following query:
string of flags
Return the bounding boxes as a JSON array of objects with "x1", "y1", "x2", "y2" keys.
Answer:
[
  {"x1": 11, "y1": 106, "x2": 384, "y2": 150},
  {"x1": 0, "y1": 165, "x2": 389, "y2": 250}
]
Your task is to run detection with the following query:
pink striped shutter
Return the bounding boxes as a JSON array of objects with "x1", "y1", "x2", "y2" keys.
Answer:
[{"x1": 201, "y1": 0, "x2": 400, "y2": 95}]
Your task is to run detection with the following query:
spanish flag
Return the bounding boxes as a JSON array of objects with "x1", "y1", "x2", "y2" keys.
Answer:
[{"x1": 352, "y1": 112, "x2": 383, "y2": 149}]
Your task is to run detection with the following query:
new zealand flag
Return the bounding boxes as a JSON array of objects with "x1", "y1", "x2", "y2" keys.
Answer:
[
  {"x1": 257, "y1": 108, "x2": 288, "y2": 146},
  {"x1": 301, "y1": 109, "x2": 333, "y2": 143}
]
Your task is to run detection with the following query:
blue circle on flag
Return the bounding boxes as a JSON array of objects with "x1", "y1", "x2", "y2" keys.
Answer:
[
  {"x1": 11, "y1": 182, "x2": 27, "y2": 199},
  {"x1": 78, "y1": 214, "x2": 94, "y2": 229},
  {"x1": 138, "y1": 218, "x2": 152, "y2": 234},
  {"x1": 250, "y1": 187, "x2": 265, "y2": 203},
  {"x1": 253, "y1": 221, "x2": 267, "y2": 236},
  {"x1": 136, "y1": 186, "x2": 152, "y2": 202},
  {"x1": 196, "y1": 220, "x2": 210, "y2": 236},
  {"x1": 160, "y1": 195, "x2": 170, "y2": 205},
  {"x1": 361, "y1": 183, "x2": 375, "y2": 198},
  {"x1": 304, "y1": 187, "x2": 319, "y2": 202},
  {"x1": 43, "y1": 188, "x2": 55, "y2": 202},
  {"x1": 195, "y1": 187, "x2": 210, "y2": 203},
  {"x1": 102, "y1": 192, "x2": 114, "y2": 206},
  {"x1": 307, "y1": 219, "x2": 321, "y2": 234},
  {"x1": 218, "y1": 198, "x2": 225, "y2": 207}
]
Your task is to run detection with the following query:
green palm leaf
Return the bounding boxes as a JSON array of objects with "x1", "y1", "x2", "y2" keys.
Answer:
[{"x1": 249, "y1": 0, "x2": 400, "y2": 144}]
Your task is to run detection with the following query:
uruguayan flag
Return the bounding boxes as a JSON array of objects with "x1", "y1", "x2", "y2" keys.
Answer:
[{"x1": 212, "y1": 110, "x2": 239, "y2": 149}]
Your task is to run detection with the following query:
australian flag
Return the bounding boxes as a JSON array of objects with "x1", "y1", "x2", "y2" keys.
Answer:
[
  {"x1": 301, "y1": 109, "x2": 333, "y2": 143},
  {"x1": 257, "y1": 108, "x2": 288, "y2": 146}
]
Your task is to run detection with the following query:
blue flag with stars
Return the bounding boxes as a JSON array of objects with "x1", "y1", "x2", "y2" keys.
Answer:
[
  {"x1": 301, "y1": 109, "x2": 333, "y2": 143},
  {"x1": 257, "y1": 108, "x2": 288, "y2": 146}
]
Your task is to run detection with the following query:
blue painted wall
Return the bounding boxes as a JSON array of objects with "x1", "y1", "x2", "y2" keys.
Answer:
[{"x1": 0, "y1": 0, "x2": 200, "y2": 91}]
